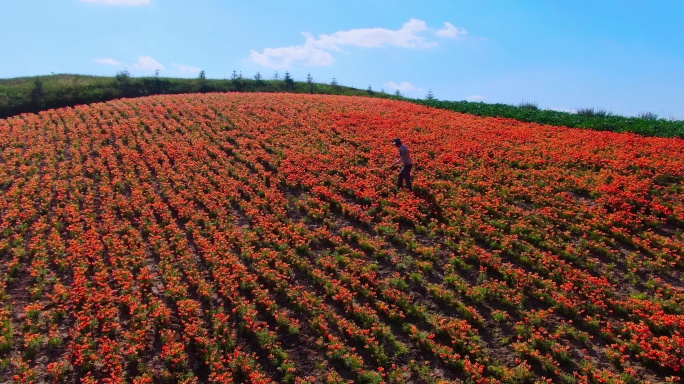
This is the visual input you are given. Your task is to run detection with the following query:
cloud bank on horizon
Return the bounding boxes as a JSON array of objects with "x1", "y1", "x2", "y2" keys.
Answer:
[
  {"x1": 250, "y1": 19, "x2": 466, "y2": 69},
  {"x1": 93, "y1": 56, "x2": 201, "y2": 76},
  {"x1": 384, "y1": 81, "x2": 420, "y2": 94}
]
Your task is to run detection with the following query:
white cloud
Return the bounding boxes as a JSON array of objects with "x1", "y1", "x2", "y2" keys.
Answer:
[
  {"x1": 93, "y1": 58, "x2": 124, "y2": 66},
  {"x1": 172, "y1": 63, "x2": 202, "y2": 75},
  {"x1": 311, "y1": 19, "x2": 435, "y2": 50},
  {"x1": 81, "y1": 0, "x2": 151, "y2": 5},
  {"x1": 384, "y1": 81, "x2": 417, "y2": 92},
  {"x1": 437, "y1": 22, "x2": 467, "y2": 39},
  {"x1": 250, "y1": 19, "x2": 465, "y2": 69},
  {"x1": 133, "y1": 56, "x2": 164, "y2": 71},
  {"x1": 250, "y1": 45, "x2": 334, "y2": 69},
  {"x1": 466, "y1": 95, "x2": 485, "y2": 102}
]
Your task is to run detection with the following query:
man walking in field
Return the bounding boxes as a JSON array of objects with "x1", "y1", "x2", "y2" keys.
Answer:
[{"x1": 391, "y1": 138, "x2": 413, "y2": 191}]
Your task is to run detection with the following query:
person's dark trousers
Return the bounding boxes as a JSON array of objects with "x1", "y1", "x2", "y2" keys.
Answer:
[{"x1": 398, "y1": 164, "x2": 413, "y2": 191}]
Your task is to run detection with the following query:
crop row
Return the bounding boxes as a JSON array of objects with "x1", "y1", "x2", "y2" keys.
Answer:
[{"x1": 0, "y1": 93, "x2": 683, "y2": 383}]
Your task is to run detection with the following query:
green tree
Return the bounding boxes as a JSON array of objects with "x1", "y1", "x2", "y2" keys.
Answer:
[
  {"x1": 367, "y1": 85, "x2": 374, "y2": 96},
  {"x1": 518, "y1": 100, "x2": 538, "y2": 110},
  {"x1": 331, "y1": 77, "x2": 339, "y2": 93},
  {"x1": 231, "y1": 70, "x2": 245, "y2": 91},
  {"x1": 254, "y1": 71, "x2": 264, "y2": 86},
  {"x1": 115, "y1": 69, "x2": 132, "y2": 96},
  {"x1": 197, "y1": 70, "x2": 208, "y2": 92},
  {"x1": 153, "y1": 68, "x2": 167, "y2": 94},
  {"x1": 306, "y1": 73, "x2": 314, "y2": 94},
  {"x1": 30, "y1": 78, "x2": 45, "y2": 110},
  {"x1": 638, "y1": 111, "x2": 658, "y2": 120},
  {"x1": 116, "y1": 69, "x2": 131, "y2": 83},
  {"x1": 425, "y1": 89, "x2": 435, "y2": 101},
  {"x1": 284, "y1": 71, "x2": 295, "y2": 90}
]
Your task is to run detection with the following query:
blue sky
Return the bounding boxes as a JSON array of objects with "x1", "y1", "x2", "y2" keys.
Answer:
[{"x1": 2, "y1": 0, "x2": 683, "y2": 119}]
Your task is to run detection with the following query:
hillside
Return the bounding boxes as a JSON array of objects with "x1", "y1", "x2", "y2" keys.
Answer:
[
  {"x1": 1, "y1": 93, "x2": 683, "y2": 383},
  {"x1": 0, "y1": 73, "x2": 383, "y2": 119},
  {"x1": 2, "y1": 74, "x2": 683, "y2": 138}
]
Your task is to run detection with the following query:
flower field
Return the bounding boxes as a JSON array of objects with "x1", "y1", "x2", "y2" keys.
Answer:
[{"x1": 0, "y1": 92, "x2": 683, "y2": 383}]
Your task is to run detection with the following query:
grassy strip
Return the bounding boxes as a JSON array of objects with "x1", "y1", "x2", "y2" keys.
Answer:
[{"x1": 412, "y1": 99, "x2": 684, "y2": 138}]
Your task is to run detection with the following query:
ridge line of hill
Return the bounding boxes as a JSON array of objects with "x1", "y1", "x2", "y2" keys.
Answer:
[{"x1": 1, "y1": 73, "x2": 683, "y2": 138}]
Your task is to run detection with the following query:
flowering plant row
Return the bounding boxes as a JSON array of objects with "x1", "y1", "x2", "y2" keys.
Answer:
[{"x1": 0, "y1": 92, "x2": 683, "y2": 383}]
